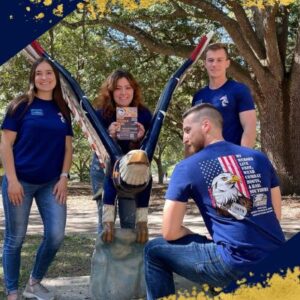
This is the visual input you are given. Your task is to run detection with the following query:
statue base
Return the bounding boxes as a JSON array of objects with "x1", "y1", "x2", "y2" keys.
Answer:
[{"x1": 90, "y1": 228, "x2": 146, "y2": 300}]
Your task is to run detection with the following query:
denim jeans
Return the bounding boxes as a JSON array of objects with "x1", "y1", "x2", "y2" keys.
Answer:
[
  {"x1": 144, "y1": 234, "x2": 244, "y2": 300},
  {"x1": 2, "y1": 176, "x2": 66, "y2": 294},
  {"x1": 90, "y1": 154, "x2": 105, "y2": 232},
  {"x1": 90, "y1": 154, "x2": 136, "y2": 232}
]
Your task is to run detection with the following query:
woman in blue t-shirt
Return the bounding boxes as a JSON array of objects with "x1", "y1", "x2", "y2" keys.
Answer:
[
  {"x1": 1, "y1": 58, "x2": 73, "y2": 300},
  {"x1": 90, "y1": 69, "x2": 152, "y2": 243}
]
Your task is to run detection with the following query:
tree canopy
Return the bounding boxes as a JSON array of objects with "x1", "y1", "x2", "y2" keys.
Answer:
[{"x1": 65, "y1": 0, "x2": 300, "y2": 193}]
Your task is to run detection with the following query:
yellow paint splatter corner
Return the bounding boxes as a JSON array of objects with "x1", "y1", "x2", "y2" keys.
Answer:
[
  {"x1": 43, "y1": 0, "x2": 53, "y2": 6},
  {"x1": 161, "y1": 267, "x2": 300, "y2": 299},
  {"x1": 243, "y1": 0, "x2": 295, "y2": 9},
  {"x1": 94, "y1": 0, "x2": 167, "y2": 14},
  {"x1": 26, "y1": 6, "x2": 31, "y2": 12},
  {"x1": 77, "y1": 3, "x2": 85, "y2": 10},
  {"x1": 53, "y1": 4, "x2": 64, "y2": 17},
  {"x1": 35, "y1": 12, "x2": 45, "y2": 19}
]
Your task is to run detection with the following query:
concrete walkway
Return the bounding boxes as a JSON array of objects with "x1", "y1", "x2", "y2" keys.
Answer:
[{"x1": 1, "y1": 192, "x2": 299, "y2": 299}]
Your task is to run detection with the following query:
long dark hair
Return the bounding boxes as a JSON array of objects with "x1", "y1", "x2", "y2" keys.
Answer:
[
  {"x1": 7, "y1": 57, "x2": 71, "y2": 122},
  {"x1": 93, "y1": 69, "x2": 146, "y2": 119}
]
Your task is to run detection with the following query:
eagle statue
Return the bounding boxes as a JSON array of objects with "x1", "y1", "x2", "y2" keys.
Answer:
[{"x1": 22, "y1": 32, "x2": 214, "y2": 243}]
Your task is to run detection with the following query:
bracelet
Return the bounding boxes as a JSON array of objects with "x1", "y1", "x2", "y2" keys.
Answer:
[{"x1": 60, "y1": 172, "x2": 69, "y2": 179}]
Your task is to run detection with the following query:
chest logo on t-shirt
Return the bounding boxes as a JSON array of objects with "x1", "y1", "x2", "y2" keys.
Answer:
[
  {"x1": 58, "y1": 112, "x2": 66, "y2": 123},
  {"x1": 30, "y1": 109, "x2": 44, "y2": 116},
  {"x1": 219, "y1": 95, "x2": 229, "y2": 107}
]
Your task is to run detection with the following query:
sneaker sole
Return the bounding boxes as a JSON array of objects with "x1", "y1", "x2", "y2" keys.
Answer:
[{"x1": 23, "y1": 291, "x2": 55, "y2": 300}]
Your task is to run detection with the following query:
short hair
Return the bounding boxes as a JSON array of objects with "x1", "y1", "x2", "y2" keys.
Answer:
[
  {"x1": 183, "y1": 103, "x2": 223, "y2": 129},
  {"x1": 204, "y1": 43, "x2": 230, "y2": 60}
]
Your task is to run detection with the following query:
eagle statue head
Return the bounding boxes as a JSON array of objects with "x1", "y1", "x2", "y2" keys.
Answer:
[{"x1": 112, "y1": 149, "x2": 151, "y2": 195}]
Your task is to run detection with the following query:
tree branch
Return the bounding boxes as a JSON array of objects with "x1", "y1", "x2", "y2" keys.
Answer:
[
  {"x1": 277, "y1": 6, "x2": 289, "y2": 68},
  {"x1": 178, "y1": 0, "x2": 267, "y2": 84},
  {"x1": 263, "y1": 5, "x2": 284, "y2": 81},
  {"x1": 252, "y1": 7, "x2": 265, "y2": 43},
  {"x1": 228, "y1": 60, "x2": 260, "y2": 101},
  {"x1": 226, "y1": 0, "x2": 265, "y2": 59},
  {"x1": 61, "y1": 19, "x2": 194, "y2": 57},
  {"x1": 289, "y1": 24, "x2": 300, "y2": 96}
]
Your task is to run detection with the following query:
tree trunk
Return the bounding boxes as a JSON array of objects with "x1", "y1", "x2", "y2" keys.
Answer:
[
  {"x1": 153, "y1": 155, "x2": 165, "y2": 184},
  {"x1": 259, "y1": 80, "x2": 300, "y2": 194}
]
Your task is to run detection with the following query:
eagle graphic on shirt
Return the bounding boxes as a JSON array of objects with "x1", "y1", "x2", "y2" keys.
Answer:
[
  {"x1": 211, "y1": 172, "x2": 252, "y2": 219},
  {"x1": 199, "y1": 155, "x2": 253, "y2": 220}
]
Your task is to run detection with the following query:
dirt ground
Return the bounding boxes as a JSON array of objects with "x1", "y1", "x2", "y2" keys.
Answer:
[
  {"x1": 0, "y1": 182, "x2": 299, "y2": 300},
  {"x1": 1, "y1": 181, "x2": 299, "y2": 239},
  {"x1": 63, "y1": 182, "x2": 300, "y2": 240}
]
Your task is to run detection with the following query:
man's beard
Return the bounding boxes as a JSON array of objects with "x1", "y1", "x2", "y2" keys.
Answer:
[{"x1": 184, "y1": 143, "x2": 203, "y2": 158}]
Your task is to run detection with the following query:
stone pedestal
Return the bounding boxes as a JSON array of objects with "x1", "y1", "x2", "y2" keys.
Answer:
[{"x1": 90, "y1": 228, "x2": 146, "y2": 300}]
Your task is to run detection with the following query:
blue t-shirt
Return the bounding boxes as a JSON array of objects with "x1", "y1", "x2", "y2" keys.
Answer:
[
  {"x1": 192, "y1": 80, "x2": 255, "y2": 145},
  {"x1": 166, "y1": 141, "x2": 285, "y2": 271},
  {"x1": 96, "y1": 106, "x2": 152, "y2": 153},
  {"x1": 1, "y1": 98, "x2": 73, "y2": 184}
]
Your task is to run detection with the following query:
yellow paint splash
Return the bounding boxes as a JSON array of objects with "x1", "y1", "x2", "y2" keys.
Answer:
[
  {"x1": 26, "y1": 7, "x2": 31, "y2": 12},
  {"x1": 53, "y1": 4, "x2": 64, "y2": 17},
  {"x1": 243, "y1": 0, "x2": 295, "y2": 9},
  {"x1": 77, "y1": 3, "x2": 85, "y2": 10},
  {"x1": 43, "y1": 0, "x2": 52, "y2": 6},
  {"x1": 160, "y1": 267, "x2": 300, "y2": 300},
  {"x1": 35, "y1": 12, "x2": 45, "y2": 19},
  {"x1": 94, "y1": 0, "x2": 166, "y2": 14}
]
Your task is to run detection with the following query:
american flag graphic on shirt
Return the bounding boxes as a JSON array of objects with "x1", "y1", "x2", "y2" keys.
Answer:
[{"x1": 199, "y1": 155, "x2": 250, "y2": 207}]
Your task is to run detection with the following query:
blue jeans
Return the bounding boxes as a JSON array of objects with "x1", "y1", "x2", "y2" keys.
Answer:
[
  {"x1": 2, "y1": 176, "x2": 66, "y2": 294},
  {"x1": 90, "y1": 154, "x2": 105, "y2": 232},
  {"x1": 90, "y1": 154, "x2": 136, "y2": 232},
  {"x1": 144, "y1": 234, "x2": 244, "y2": 300}
]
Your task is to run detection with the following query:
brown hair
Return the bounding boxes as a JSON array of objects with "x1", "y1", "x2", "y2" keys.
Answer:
[
  {"x1": 7, "y1": 57, "x2": 71, "y2": 122},
  {"x1": 204, "y1": 43, "x2": 230, "y2": 60},
  {"x1": 183, "y1": 103, "x2": 223, "y2": 129},
  {"x1": 93, "y1": 69, "x2": 145, "y2": 120}
]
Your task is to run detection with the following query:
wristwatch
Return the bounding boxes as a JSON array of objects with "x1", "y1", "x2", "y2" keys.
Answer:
[{"x1": 60, "y1": 172, "x2": 70, "y2": 179}]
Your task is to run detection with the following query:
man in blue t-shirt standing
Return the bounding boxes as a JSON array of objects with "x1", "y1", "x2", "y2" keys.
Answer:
[
  {"x1": 192, "y1": 43, "x2": 256, "y2": 148},
  {"x1": 144, "y1": 104, "x2": 285, "y2": 300}
]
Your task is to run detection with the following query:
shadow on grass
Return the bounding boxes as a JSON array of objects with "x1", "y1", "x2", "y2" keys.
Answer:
[{"x1": 0, "y1": 232, "x2": 96, "y2": 297}]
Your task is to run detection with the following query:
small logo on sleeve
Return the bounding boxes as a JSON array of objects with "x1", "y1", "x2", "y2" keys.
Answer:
[{"x1": 58, "y1": 112, "x2": 66, "y2": 123}]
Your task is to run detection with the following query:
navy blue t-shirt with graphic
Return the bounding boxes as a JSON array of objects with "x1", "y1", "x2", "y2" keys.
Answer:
[
  {"x1": 1, "y1": 98, "x2": 73, "y2": 184},
  {"x1": 192, "y1": 80, "x2": 255, "y2": 145},
  {"x1": 166, "y1": 141, "x2": 285, "y2": 271}
]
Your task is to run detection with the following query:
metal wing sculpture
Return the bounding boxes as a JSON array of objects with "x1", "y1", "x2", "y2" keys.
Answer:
[
  {"x1": 22, "y1": 32, "x2": 213, "y2": 195},
  {"x1": 22, "y1": 32, "x2": 213, "y2": 243}
]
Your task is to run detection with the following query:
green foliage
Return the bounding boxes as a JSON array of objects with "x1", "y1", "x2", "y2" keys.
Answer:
[{"x1": 0, "y1": 6, "x2": 211, "y2": 181}]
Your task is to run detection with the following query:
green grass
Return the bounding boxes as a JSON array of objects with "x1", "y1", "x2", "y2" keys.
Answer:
[{"x1": 0, "y1": 232, "x2": 95, "y2": 297}]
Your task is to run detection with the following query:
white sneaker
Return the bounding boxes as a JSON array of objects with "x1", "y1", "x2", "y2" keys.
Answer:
[{"x1": 23, "y1": 282, "x2": 55, "y2": 300}]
